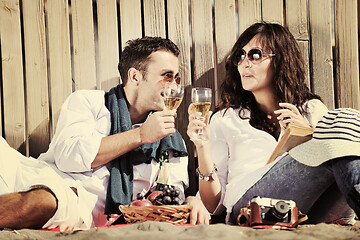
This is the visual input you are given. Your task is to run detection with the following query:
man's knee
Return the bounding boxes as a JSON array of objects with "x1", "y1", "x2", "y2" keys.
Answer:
[
  {"x1": 21, "y1": 188, "x2": 58, "y2": 228},
  {"x1": 25, "y1": 188, "x2": 58, "y2": 213},
  {"x1": 0, "y1": 188, "x2": 58, "y2": 229}
]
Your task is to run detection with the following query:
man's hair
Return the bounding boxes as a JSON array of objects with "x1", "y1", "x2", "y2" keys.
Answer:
[
  {"x1": 217, "y1": 22, "x2": 321, "y2": 138},
  {"x1": 118, "y1": 36, "x2": 180, "y2": 85}
]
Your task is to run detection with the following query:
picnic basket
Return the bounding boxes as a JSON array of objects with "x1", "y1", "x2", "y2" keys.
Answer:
[{"x1": 119, "y1": 205, "x2": 192, "y2": 224}]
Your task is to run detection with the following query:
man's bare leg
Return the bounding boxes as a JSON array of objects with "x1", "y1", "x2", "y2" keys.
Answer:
[{"x1": 0, "y1": 188, "x2": 57, "y2": 229}]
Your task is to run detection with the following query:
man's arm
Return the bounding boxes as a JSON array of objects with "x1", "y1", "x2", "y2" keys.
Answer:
[
  {"x1": 91, "y1": 128, "x2": 142, "y2": 168},
  {"x1": 50, "y1": 90, "x2": 176, "y2": 171},
  {"x1": 91, "y1": 110, "x2": 177, "y2": 168}
]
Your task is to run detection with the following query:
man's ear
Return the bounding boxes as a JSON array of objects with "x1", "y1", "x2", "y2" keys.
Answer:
[{"x1": 128, "y1": 68, "x2": 141, "y2": 85}]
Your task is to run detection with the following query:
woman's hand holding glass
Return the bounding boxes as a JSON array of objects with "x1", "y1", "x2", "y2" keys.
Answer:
[{"x1": 187, "y1": 104, "x2": 212, "y2": 143}]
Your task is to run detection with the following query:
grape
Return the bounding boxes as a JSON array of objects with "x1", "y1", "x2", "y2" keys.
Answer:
[
  {"x1": 173, "y1": 189, "x2": 180, "y2": 197},
  {"x1": 136, "y1": 192, "x2": 144, "y2": 200},
  {"x1": 152, "y1": 184, "x2": 185, "y2": 205},
  {"x1": 163, "y1": 189, "x2": 171, "y2": 196},
  {"x1": 172, "y1": 197, "x2": 182, "y2": 205},
  {"x1": 163, "y1": 196, "x2": 172, "y2": 204},
  {"x1": 162, "y1": 185, "x2": 169, "y2": 191}
]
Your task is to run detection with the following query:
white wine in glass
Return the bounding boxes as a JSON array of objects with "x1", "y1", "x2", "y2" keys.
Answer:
[
  {"x1": 193, "y1": 102, "x2": 211, "y2": 120},
  {"x1": 163, "y1": 82, "x2": 184, "y2": 137},
  {"x1": 164, "y1": 97, "x2": 183, "y2": 110},
  {"x1": 163, "y1": 82, "x2": 184, "y2": 110},
  {"x1": 191, "y1": 87, "x2": 212, "y2": 139}
]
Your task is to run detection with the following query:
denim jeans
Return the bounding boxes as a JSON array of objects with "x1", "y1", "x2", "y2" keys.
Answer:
[{"x1": 230, "y1": 154, "x2": 360, "y2": 225}]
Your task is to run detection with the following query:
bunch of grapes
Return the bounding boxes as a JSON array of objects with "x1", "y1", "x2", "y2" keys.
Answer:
[{"x1": 153, "y1": 185, "x2": 186, "y2": 206}]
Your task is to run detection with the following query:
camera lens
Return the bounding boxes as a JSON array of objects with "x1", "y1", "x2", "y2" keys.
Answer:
[
  {"x1": 238, "y1": 214, "x2": 248, "y2": 225},
  {"x1": 272, "y1": 200, "x2": 289, "y2": 219}
]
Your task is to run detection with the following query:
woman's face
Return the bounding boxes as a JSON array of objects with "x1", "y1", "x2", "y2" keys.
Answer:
[{"x1": 237, "y1": 35, "x2": 275, "y2": 97}]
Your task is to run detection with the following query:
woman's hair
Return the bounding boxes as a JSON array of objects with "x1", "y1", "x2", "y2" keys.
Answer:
[{"x1": 217, "y1": 22, "x2": 321, "y2": 137}]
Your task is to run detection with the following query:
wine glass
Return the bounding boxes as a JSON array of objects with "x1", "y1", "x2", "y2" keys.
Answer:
[
  {"x1": 191, "y1": 87, "x2": 212, "y2": 139},
  {"x1": 162, "y1": 82, "x2": 184, "y2": 138},
  {"x1": 163, "y1": 82, "x2": 184, "y2": 110}
]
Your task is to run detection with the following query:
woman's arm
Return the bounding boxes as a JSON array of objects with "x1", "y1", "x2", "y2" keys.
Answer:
[
  {"x1": 187, "y1": 104, "x2": 222, "y2": 213},
  {"x1": 196, "y1": 142, "x2": 222, "y2": 212}
]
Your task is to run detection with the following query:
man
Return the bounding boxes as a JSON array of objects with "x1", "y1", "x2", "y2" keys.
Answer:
[{"x1": 0, "y1": 37, "x2": 210, "y2": 230}]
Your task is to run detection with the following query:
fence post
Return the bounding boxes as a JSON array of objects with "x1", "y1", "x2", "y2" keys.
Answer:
[{"x1": 334, "y1": 0, "x2": 360, "y2": 109}]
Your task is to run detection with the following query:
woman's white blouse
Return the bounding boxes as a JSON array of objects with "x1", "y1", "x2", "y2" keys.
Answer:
[
  {"x1": 209, "y1": 99, "x2": 328, "y2": 218},
  {"x1": 38, "y1": 90, "x2": 189, "y2": 226}
]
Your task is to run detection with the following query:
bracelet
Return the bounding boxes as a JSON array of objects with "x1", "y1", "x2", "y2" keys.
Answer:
[{"x1": 196, "y1": 164, "x2": 217, "y2": 181}]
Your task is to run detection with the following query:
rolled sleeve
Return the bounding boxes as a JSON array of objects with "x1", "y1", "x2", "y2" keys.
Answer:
[{"x1": 51, "y1": 90, "x2": 111, "y2": 172}]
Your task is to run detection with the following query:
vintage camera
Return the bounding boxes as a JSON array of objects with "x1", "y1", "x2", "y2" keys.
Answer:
[{"x1": 237, "y1": 196, "x2": 299, "y2": 227}]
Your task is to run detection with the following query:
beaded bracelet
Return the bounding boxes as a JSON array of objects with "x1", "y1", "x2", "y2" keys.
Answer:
[{"x1": 196, "y1": 164, "x2": 217, "y2": 181}]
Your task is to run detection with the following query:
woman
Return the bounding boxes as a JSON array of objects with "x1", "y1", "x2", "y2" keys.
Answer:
[{"x1": 187, "y1": 22, "x2": 360, "y2": 225}]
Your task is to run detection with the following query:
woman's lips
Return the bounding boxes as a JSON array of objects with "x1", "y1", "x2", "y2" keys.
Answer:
[{"x1": 243, "y1": 74, "x2": 253, "y2": 78}]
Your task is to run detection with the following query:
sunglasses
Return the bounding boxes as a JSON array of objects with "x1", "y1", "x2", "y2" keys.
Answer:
[
  {"x1": 162, "y1": 72, "x2": 181, "y2": 84},
  {"x1": 232, "y1": 48, "x2": 275, "y2": 66},
  {"x1": 141, "y1": 70, "x2": 181, "y2": 84}
]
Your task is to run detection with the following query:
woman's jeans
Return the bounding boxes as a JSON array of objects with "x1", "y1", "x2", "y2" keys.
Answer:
[{"x1": 230, "y1": 154, "x2": 360, "y2": 225}]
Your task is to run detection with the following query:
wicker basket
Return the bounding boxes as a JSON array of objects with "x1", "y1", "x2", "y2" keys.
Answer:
[{"x1": 119, "y1": 205, "x2": 192, "y2": 224}]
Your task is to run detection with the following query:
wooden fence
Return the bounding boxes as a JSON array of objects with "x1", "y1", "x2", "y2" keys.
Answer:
[{"x1": 0, "y1": 0, "x2": 359, "y2": 195}]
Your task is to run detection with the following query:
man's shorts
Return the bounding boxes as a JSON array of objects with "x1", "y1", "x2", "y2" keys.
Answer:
[{"x1": 0, "y1": 137, "x2": 93, "y2": 230}]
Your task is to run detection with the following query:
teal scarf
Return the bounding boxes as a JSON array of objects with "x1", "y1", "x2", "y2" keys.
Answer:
[{"x1": 104, "y1": 84, "x2": 187, "y2": 215}]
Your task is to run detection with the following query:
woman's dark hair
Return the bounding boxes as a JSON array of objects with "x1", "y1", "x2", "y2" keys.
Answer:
[
  {"x1": 118, "y1": 36, "x2": 180, "y2": 85},
  {"x1": 217, "y1": 22, "x2": 321, "y2": 138}
]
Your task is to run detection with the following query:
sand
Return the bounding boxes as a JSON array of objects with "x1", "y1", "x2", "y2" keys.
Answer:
[{"x1": 1, "y1": 221, "x2": 360, "y2": 240}]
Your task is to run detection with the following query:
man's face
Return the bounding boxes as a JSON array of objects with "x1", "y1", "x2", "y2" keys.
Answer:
[{"x1": 138, "y1": 50, "x2": 179, "y2": 111}]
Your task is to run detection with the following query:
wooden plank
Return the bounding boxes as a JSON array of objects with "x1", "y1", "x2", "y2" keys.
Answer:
[
  {"x1": 71, "y1": 0, "x2": 97, "y2": 90},
  {"x1": 46, "y1": 0, "x2": 72, "y2": 134},
  {"x1": 334, "y1": 0, "x2": 360, "y2": 109},
  {"x1": 96, "y1": 0, "x2": 120, "y2": 91},
  {"x1": 298, "y1": 41, "x2": 311, "y2": 89},
  {"x1": 285, "y1": 0, "x2": 308, "y2": 40},
  {"x1": 190, "y1": 0, "x2": 214, "y2": 195},
  {"x1": 214, "y1": 0, "x2": 237, "y2": 105},
  {"x1": 119, "y1": 0, "x2": 142, "y2": 50},
  {"x1": 0, "y1": 54, "x2": 2, "y2": 137},
  {"x1": 143, "y1": 0, "x2": 166, "y2": 37},
  {"x1": 0, "y1": 39, "x2": 2, "y2": 137},
  {"x1": 22, "y1": 0, "x2": 50, "y2": 157},
  {"x1": 0, "y1": 0, "x2": 26, "y2": 153},
  {"x1": 285, "y1": 0, "x2": 311, "y2": 96},
  {"x1": 167, "y1": 0, "x2": 194, "y2": 195},
  {"x1": 191, "y1": 0, "x2": 215, "y2": 90},
  {"x1": 309, "y1": 0, "x2": 335, "y2": 109},
  {"x1": 238, "y1": 0, "x2": 260, "y2": 34},
  {"x1": 262, "y1": 0, "x2": 284, "y2": 25},
  {"x1": 167, "y1": 0, "x2": 191, "y2": 128}
]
